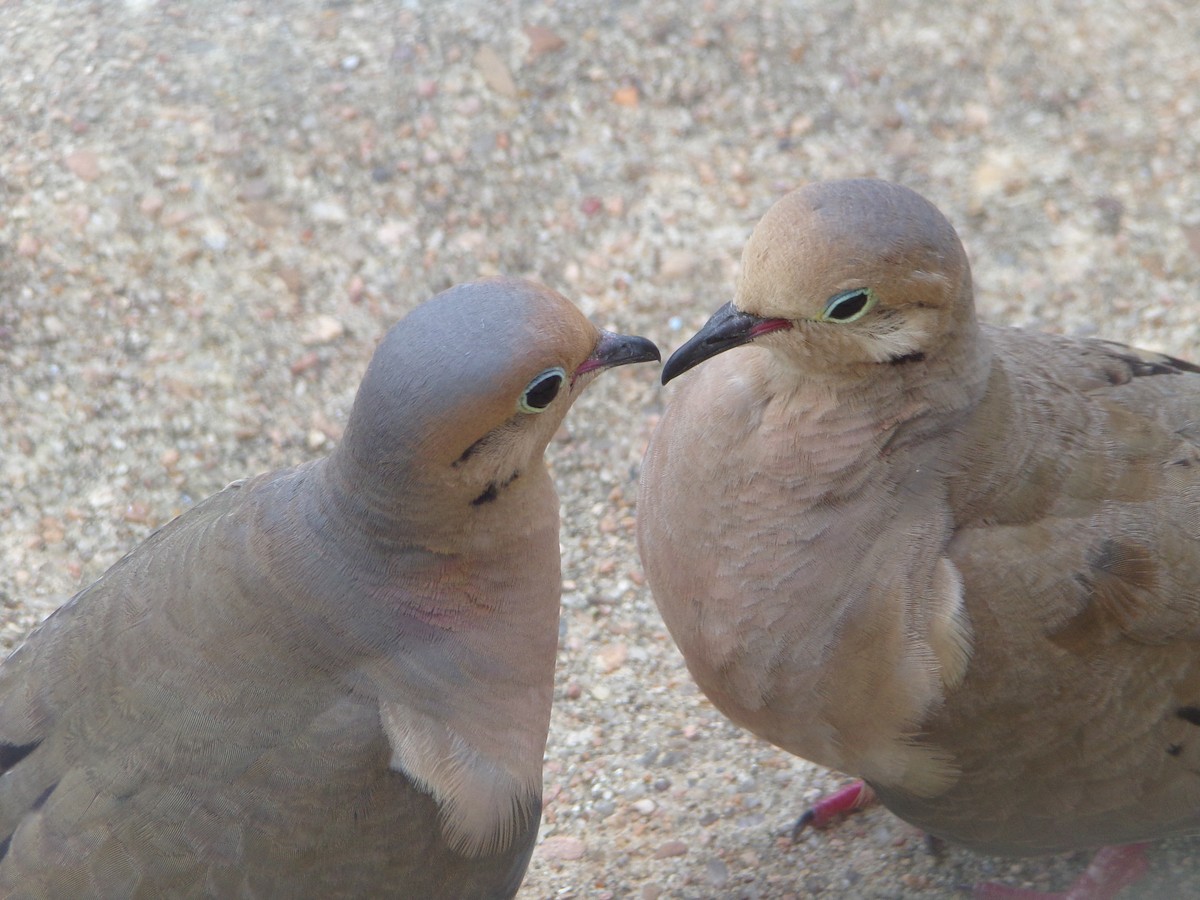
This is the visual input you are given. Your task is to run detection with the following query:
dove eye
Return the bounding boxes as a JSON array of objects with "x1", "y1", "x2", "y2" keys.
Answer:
[
  {"x1": 820, "y1": 288, "x2": 877, "y2": 323},
  {"x1": 517, "y1": 367, "x2": 566, "y2": 413}
]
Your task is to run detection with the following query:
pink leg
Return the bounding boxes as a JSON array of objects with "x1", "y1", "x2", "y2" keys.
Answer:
[
  {"x1": 792, "y1": 780, "x2": 876, "y2": 839},
  {"x1": 974, "y1": 844, "x2": 1150, "y2": 900}
]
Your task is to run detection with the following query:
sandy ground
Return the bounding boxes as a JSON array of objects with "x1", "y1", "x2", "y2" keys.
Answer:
[{"x1": 3, "y1": 1, "x2": 1200, "y2": 897}]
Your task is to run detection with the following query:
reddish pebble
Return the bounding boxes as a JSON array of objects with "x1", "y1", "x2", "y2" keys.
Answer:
[
  {"x1": 65, "y1": 149, "x2": 101, "y2": 181},
  {"x1": 290, "y1": 351, "x2": 321, "y2": 376},
  {"x1": 17, "y1": 233, "x2": 40, "y2": 257},
  {"x1": 538, "y1": 836, "x2": 586, "y2": 861},
  {"x1": 613, "y1": 85, "x2": 639, "y2": 107},
  {"x1": 654, "y1": 840, "x2": 688, "y2": 859},
  {"x1": 123, "y1": 502, "x2": 153, "y2": 525},
  {"x1": 525, "y1": 25, "x2": 566, "y2": 59}
]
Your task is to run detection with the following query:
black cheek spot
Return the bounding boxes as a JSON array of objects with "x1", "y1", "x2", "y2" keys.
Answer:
[
  {"x1": 470, "y1": 470, "x2": 521, "y2": 507},
  {"x1": 888, "y1": 351, "x2": 926, "y2": 366},
  {"x1": 0, "y1": 739, "x2": 42, "y2": 773},
  {"x1": 1177, "y1": 707, "x2": 1200, "y2": 726},
  {"x1": 454, "y1": 435, "x2": 488, "y2": 467},
  {"x1": 1168, "y1": 743, "x2": 1184, "y2": 757},
  {"x1": 0, "y1": 834, "x2": 9, "y2": 863},
  {"x1": 471, "y1": 483, "x2": 499, "y2": 506}
]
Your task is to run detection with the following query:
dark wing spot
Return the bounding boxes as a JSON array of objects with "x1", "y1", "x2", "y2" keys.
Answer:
[
  {"x1": 889, "y1": 351, "x2": 926, "y2": 365},
  {"x1": 1051, "y1": 539, "x2": 1160, "y2": 652},
  {"x1": 31, "y1": 781, "x2": 57, "y2": 811},
  {"x1": 1177, "y1": 707, "x2": 1200, "y2": 726},
  {"x1": 1122, "y1": 358, "x2": 1179, "y2": 378},
  {"x1": 1168, "y1": 743, "x2": 1184, "y2": 756},
  {"x1": 1132, "y1": 354, "x2": 1200, "y2": 376},
  {"x1": 0, "y1": 739, "x2": 42, "y2": 774},
  {"x1": 1089, "y1": 539, "x2": 1158, "y2": 587},
  {"x1": 1099, "y1": 342, "x2": 1200, "y2": 380}
]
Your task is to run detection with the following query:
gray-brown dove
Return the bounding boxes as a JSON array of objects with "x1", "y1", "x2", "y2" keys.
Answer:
[
  {"x1": 0, "y1": 277, "x2": 659, "y2": 898},
  {"x1": 638, "y1": 179, "x2": 1200, "y2": 891}
]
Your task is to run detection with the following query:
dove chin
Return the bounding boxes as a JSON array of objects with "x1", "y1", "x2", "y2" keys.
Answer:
[{"x1": 661, "y1": 302, "x2": 792, "y2": 384}]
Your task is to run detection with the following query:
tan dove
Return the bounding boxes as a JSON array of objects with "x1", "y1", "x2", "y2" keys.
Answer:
[
  {"x1": 0, "y1": 277, "x2": 659, "y2": 898},
  {"x1": 638, "y1": 179, "x2": 1200, "y2": 892}
]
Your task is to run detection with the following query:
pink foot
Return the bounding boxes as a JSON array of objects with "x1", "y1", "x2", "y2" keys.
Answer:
[
  {"x1": 792, "y1": 780, "x2": 876, "y2": 839},
  {"x1": 974, "y1": 844, "x2": 1150, "y2": 900}
]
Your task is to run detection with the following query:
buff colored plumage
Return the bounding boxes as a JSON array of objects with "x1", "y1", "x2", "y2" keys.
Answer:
[{"x1": 639, "y1": 181, "x2": 1200, "y2": 883}]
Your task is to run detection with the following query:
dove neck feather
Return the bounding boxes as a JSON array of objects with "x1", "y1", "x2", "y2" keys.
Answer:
[{"x1": 288, "y1": 446, "x2": 560, "y2": 858}]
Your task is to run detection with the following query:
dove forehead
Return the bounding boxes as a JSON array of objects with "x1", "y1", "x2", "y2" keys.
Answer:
[
  {"x1": 357, "y1": 279, "x2": 597, "y2": 429},
  {"x1": 737, "y1": 179, "x2": 969, "y2": 315},
  {"x1": 383, "y1": 278, "x2": 598, "y2": 390}
]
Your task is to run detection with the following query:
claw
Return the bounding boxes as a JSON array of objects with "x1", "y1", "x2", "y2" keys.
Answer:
[{"x1": 791, "y1": 780, "x2": 875, "y2": 840}]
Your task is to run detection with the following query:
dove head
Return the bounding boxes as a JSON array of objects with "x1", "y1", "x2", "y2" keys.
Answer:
[
  {"x1": 334, "y1": 277, "x2": 659, "y2": 515},
  {"x1": 662, "y1": 179, "x2": 977, "y2": 382}
]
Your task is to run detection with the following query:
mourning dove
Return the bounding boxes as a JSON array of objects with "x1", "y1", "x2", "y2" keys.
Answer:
[
  {"x1": 638, "y1": 179, "x2": 1200, "y2": 890},
  {"x1": 0, "y1": 277, "x2": 659, "y2": 898}
]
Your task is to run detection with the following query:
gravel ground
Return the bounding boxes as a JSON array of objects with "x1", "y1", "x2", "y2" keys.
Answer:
[{"x1": 3, "y1": 1, "x2": 1200, "y2": 897}]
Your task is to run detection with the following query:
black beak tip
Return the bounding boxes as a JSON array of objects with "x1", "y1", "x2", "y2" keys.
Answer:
[
  {"x1": 642, "y1": 337, "x2": 664, "y2": 364},
  {"x1": 619, "y1": 334, "x2": 661, "y2": 367},
  {"x1": 661, "y1": 302, "x2": 764, "y2": 385},
  {"x1": 585, "y1": 331, "x2": 661, "y2": 375},
  {"x1": 661, "y1": 350, "x2": 697, "y2": 384}
]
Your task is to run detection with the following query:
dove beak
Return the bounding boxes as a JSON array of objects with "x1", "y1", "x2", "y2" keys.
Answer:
[
  {"x1": 661, "y1": 302, "x2": 792, "y2": 384},
  {"x1": 574, "y1": 331, "x2": 661, "y2": 381}
]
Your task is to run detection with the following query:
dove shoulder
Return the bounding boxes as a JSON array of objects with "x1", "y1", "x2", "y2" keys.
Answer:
[{"x1": 880, "y1": 326, "x2": 1200, "y2": 853}]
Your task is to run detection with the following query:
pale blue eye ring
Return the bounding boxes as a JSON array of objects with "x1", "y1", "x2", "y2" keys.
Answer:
[
  {"x1": 517, "y1": 367, "x2": 566, "y2": 413},
  {"x1": 820, "y1": 288, "x2": 877, "y2": 323}
]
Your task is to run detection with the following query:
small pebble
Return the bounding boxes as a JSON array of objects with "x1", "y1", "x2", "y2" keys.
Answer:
[
  {"x1": 202, "y1": 228, "x2": 228, "y2": 252},
  {"x1": 309, "y1": 201, "x2": 349, "y2": 225},
  {"x1": 301, "y1": 315, "x2": 345, "y2": 346},
  {"x1": 474, "y1": 45, "x2": 517, "y2": 98},
  {"x1": 653, "y1": 840, "x2": 688, "y2": 859},
  {"x1": 613, "y1": 85, "x2": 639, "y2": 107},
  {"x1": 64, "y1": 149, "x2": 101, "y2": 181},
  {"x1": 595, "y1": 642, "x2": 628, "y2": 673},
  {"x1": 525, "y1": 25, "x2": 566, "y2": 59},
  {"x1": 16, "y1": 233, "x2": 40, "y2": 257},
  {"x1": 537, "y1": 836, "x2": 586, "y2": 862},
  {"x1": 706, "y1": 858, "x2": 730, "y2": 886}
]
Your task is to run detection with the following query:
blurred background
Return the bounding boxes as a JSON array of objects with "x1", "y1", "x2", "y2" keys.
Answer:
[{"x1": 2, "y1": 1, "x2": 1198, "y2": 896}]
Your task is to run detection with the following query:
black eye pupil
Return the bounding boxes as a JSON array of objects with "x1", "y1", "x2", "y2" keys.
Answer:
[
  {"x1": 828, "y1": 290, "x2": 869, "y2": 320},
  {"x1": 523, "y1": 374, "x2": 562, "y2": 410}
]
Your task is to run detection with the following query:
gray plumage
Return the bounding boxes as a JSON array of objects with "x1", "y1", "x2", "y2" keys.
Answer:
[{"x1": 0, "y1": 277, "x2": 659, "y2": 898}]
